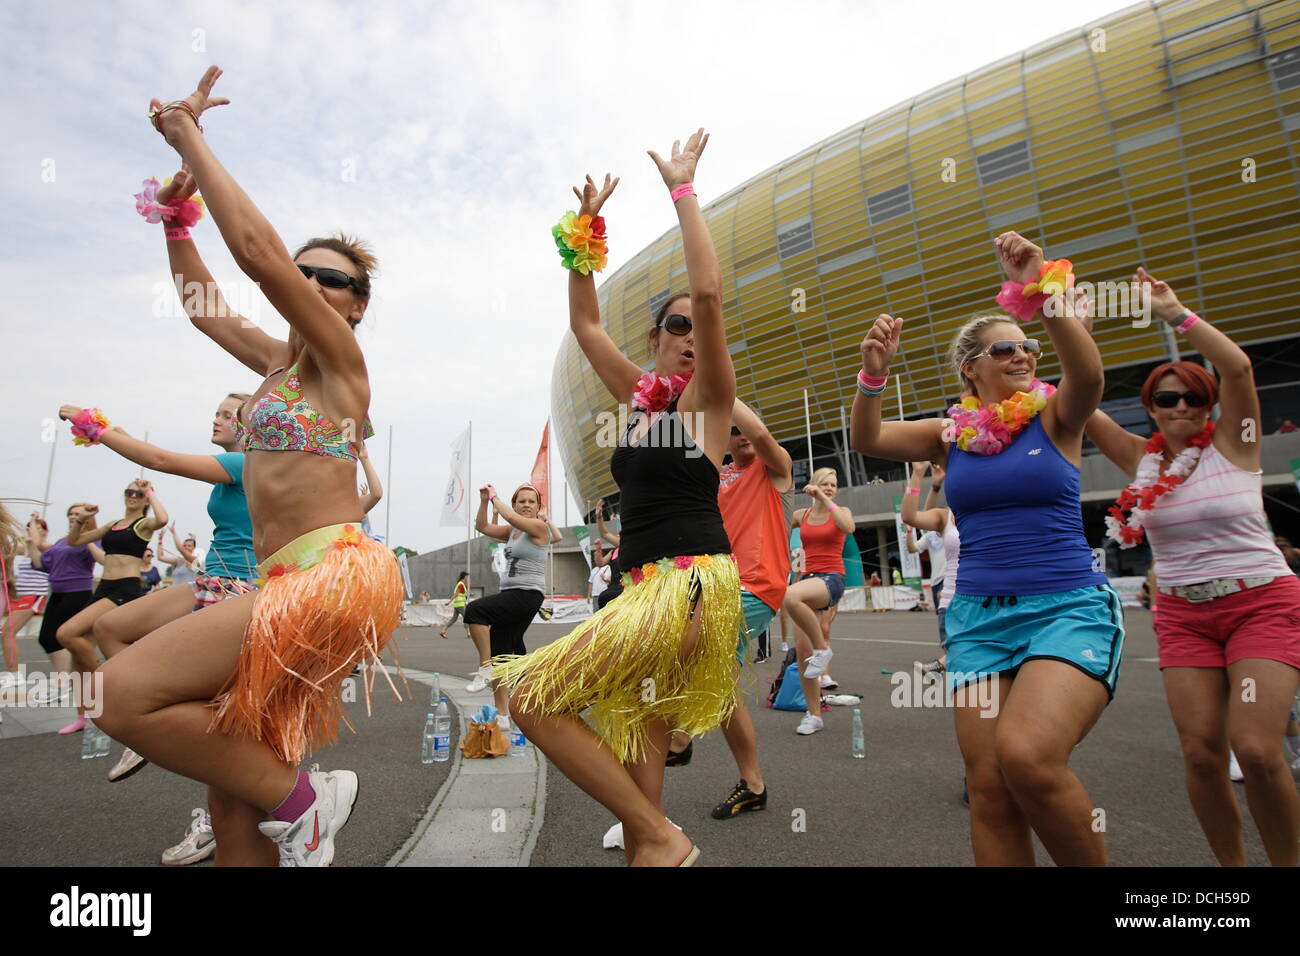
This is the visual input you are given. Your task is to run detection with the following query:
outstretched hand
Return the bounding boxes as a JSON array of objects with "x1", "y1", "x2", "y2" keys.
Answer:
[
  {"x1": 1134, "y1": 266, "x2": 1186, "y2": 325},
  {"x1": 150, "y1": 65, "x2": 230, "y2": 146},
  {"x1": 648, "y1": 128, "x2": 708, "y2": 190},
  {"x1": 573, "y1": 174, "x2": 619, "y2": 218},
  {"x1": 860, "y1": 314, "x2": 902, "y2": 377}
]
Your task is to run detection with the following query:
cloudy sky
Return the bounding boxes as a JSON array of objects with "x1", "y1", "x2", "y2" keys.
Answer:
[{"x1": 1, "y1": 0, "x2": 1130, "y2": 555}]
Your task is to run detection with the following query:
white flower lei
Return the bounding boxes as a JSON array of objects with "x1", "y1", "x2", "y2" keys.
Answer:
[{"x1": 1104, "y1": 440, "x2": 1207, "y2": 548}]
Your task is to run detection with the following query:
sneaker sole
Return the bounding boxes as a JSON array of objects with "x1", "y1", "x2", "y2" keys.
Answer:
[
  {"x1": 161, "y1": 839, "x2": 216, "y2": 866},
  {"x1": 107, "y1": 755, "x2": 150, "y2": 783},
  {"x1": 712, "y1": 798, "x2": 766, "y2": 820},
  {"x1": 322, "y1": 771, "x2": 360, "y2": 868}
]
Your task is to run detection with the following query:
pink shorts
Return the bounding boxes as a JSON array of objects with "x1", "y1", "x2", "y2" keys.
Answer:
[{"x1": 1155, "y1": 575, "x2": 1300, "y2": 670}]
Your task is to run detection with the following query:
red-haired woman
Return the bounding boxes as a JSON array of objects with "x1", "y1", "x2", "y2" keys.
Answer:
[
  {"x1": 94, "y1": 67, "x2": 402, "y2": 868},
  {"x1": 1086, "y1": 268, "x2": 1299, "y2": 866}
]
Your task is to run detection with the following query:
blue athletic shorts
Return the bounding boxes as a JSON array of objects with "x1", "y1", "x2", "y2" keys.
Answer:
[
  {"x1": 943, "y1": 584, "x2": 1124, "y2": 698},
  {"x1": 800, "y1": 571, "x2": 845, "y2": 610},
  {"x1": 736, "y1": 591, "x2": 778, "y2": 662}
]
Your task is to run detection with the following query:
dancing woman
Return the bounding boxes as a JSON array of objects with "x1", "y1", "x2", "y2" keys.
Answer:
[
  {"x1": 2, "y1": 514, "x2": 50, "y2": 675},
  {"x1": 852, "y1": 232, "x2": 1120, "y2": 866},
  {"x1": 157, "y1": 524, "x2": 201, "y2": 587},
  {"x1": 95, "y1": 66, "x2": 402, "y2": 867},
  {"x1": 1085, "y1": 268, "x2": 1299, "y2": 866},
  {"x1": 783, "y1": 467, "x2": 855, "y2": 736},
  {"x1": 463, "y1": 483, "x2": 550, "y2": 722},
  {"x1": 902, "y1": 461, "x2": 958, "y2": 671},
  {"x1": 497, "y1": 131, "x2": 738, "y2": 866}
]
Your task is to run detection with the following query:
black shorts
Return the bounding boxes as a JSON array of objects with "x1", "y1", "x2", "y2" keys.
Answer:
[
  {"x1": 38, "y1": 591, "x2": 94, "y2": 654},
  {"x1": 93, "y1": 577, "x2": 144, "y2": 607},
  {"x1": 464, "y1": 588, "x2": 545, "y2": 657}
]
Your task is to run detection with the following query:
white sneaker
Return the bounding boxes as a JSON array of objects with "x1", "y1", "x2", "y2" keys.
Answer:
[
  {"x1": 602, "y1": 818, "x2": 683, "y2": 850},
  {"x1": 161, "y1": 809, "x2": 216, "y2": 866},
  {"x1": 107, "y1": 747, "x2": 149, "y2": 782},
  {"x1": 1228, "y1": 750, "x2": 1244, "y2": 782},
  {"x1": 823, "y1": 694, "x2": 861, "y2": 707},
  {"x1": 257, "y1": 769, "x2": 358, "y2": 867},
  {"x1": 796, "y1": 713, "x2": 825, "y2": 735},
  {"x1": 465, "y1": 666, "x2": 492, "y2": 694},
  {"x1": 818, "y1": 674, "x2": 838, "y2": 690},
  {"x1": 803, "y1": 649, "x2": 833, "y2": 679}
]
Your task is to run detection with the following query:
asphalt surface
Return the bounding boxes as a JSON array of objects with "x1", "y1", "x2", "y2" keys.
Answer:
[{"x1": 1, "y1": 607, "x2": 1288, "y2": 866}]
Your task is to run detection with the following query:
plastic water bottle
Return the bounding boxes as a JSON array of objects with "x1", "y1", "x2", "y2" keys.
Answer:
[
  {"x1": 429, "y1": 672, "x2": 443, "y2": 707},
  {"x1": 420, "y1": 713, "x2": 437, "y2": 764},
  {"x1": 510, "y1": 726, "x2": 527, "y2": 756},
  {"x1": 851, "y1": 708, "x2": 865, "y2": 759},
  {"x1": 433, "y1": 697, "x2": 451, "y2": 762},
  {"x1": 96, "y1": 725, "x2": 111, "y2": 758},
  {"x1": 80, "y1": 722, "x2": 97, "y2": 760}
]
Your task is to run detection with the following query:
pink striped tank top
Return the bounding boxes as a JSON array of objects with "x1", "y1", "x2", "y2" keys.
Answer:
[{"x1": 1141, "y1": 442, "x2": 1291, "y2": 587}]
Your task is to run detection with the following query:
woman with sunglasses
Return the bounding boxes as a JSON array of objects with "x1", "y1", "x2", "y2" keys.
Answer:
[
  {"x1": 57, "y1": 478, "x2": 170, "y2": 734},
  {"x1": 852, "y1": 232, "x2": 1121, "y2": 866},
  {"x1": 496, "y1": 132, "x2": 738, "y2": 867},
  {"x1": 94, "y1": 66, "x2": 402, "y2": 868},
  {"x1": 1085, "y1": 268, "x2": 1299, "y2": 866},
  {"x1": 783, "y1": 467, "x2": 855, "y2": 736}
]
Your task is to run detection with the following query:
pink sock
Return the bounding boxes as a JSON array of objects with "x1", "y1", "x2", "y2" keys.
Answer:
[
  {"x1": 58, "y1": 715, "x2": 87, "y2": 735},
  {"x1": 270, "y1": 771, "x2": 316, "y2": 822}
]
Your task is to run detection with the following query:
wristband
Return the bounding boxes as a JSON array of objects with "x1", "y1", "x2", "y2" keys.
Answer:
[
  {"x1": 996, "y1": 258, "x2": 1074, "y2": 322},
  {"x1": 905, "y1": 487, "x2": 920, "y2": 496},
  {"x1": 489, "y1": 494, "x2": 498, "y2": 502},
  {"x1": 164, "y1": 226, "x2": 191, "y2": 241},
  {"x1": 145, "y1": 490, "x2": 154, "y2": 498},
  {"x1": 670, "y1": 183, "x2": 696, "y2": 203},
  {"x1": 551, "y1": 210, "x2": 608, "y2": 275},
  {"x1": 1175, "y1": 311, "x2": 1201, "y2": 334},
  {"x1": 70, "y1": 408, "x2": 111, "y2": 446},
  {"x1": 856, "y1": 369, "x2": 889, "y2": 397}
]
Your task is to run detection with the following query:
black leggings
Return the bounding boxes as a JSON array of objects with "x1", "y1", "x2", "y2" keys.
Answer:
[{"x1": 464, "y1": 588, "x2": 545, "y2": 656}]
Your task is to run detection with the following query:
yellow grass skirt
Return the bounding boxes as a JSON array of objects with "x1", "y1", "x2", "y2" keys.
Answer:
[
  {"x1": 209, "y1": 523, "x2": 404, "y2": 764},
  {"x1": 492, "y1": 552, "x2": 741, "y2": 764}
]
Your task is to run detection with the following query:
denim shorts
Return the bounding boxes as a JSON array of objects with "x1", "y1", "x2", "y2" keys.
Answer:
[{"x1": 800, "y1": 572, "x2": 845, "y2": 610}]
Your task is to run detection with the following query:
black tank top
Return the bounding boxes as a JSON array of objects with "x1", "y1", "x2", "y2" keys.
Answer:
[
  {"x1": 609, "y1": 399, "x2": 731, "y2": 569},
  {"x1": 101, "y1": 517, "x2": 151, "y2": 558}
]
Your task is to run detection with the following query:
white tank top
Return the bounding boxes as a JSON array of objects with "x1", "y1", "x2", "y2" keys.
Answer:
[
  {"x1": 1141, "y1": 442, "x2": 1291, "y2": 587},
  {"x1": 939, "y1": 513, "x2": 960, "y2": 610}
]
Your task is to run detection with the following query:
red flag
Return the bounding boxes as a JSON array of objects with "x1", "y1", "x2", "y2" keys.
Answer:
[{"x1": 530, "y1": 420, "x2": 549, "y2": 510}]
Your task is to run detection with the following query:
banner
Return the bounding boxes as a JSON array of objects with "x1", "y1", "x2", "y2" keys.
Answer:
[
  {"x1": 397, "y1": 552, "x2": 413, "y2": 600},
  {"x1": 573, "y1": 524, "x2": 593, "y2": 570},
  {"x1": 439, "y1": 426, "x2": 471, "y2": 527},
  {"x1": 489, "y1": 541, "x2": 507, "y2": 576},
  {"x1": 892, "y1": 495, "x2": 923, "y2": 588},
  {"x1": 530, "y1": 420, "x2": 549, "y2": 509}
]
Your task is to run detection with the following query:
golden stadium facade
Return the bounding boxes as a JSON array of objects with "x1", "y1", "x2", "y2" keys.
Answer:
[{"x1": 552, "y1": 0, "x2": 1300, "y2": 507}]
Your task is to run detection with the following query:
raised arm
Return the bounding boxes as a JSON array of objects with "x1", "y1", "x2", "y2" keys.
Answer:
[
  {"x1": 153, "y1": 68, "x2": 367, "y2": 384},
  {"x1": 649, "y1": 130, "x2": 735, "y2": 427},
  {"x1": 733, "y1": 398, "x2": 793, "y2": 491},
  {"x1": 25, "y1": 518, "x2": 49, "y2": 567},
  {"x1": 153, "y1": 166, "x2": 287, "y2": 376},
  {"x1": 566, "y1": 175, "x2": 641, "y2": 404},
  {"x1": 57, "y1": 407, "x2": 233, "y2": 484},
  {"x1": 155, "y1": 533, "x2": 180, "y2": 568},
  {"x1": 595, "y1": 500, "x2": 620, "y2": 547},
  {"x1": 850, "y1": 315, "x2": 948, "y2": 463},
  {"x1": 539, "y1": 509, "x2": 563, "y2": 544},
  {"x1": 474, "y1": 490, "x2": 511, "y2": 543},
  {"x1": 357, "y1": 442, "x2": 383, "y2": 514},
  {"x1": 1138, "y1": 266, "x2": 1260, "y2": 470},
  {"x1": 65, "y1": 507, "x2": 106, "y2": 548},
  {"x1": 484, "y1": 485, "x2": 550, "y2": 543},
  {"x1": 901, "y1": 462, "x2": 948, "y2": 533}
]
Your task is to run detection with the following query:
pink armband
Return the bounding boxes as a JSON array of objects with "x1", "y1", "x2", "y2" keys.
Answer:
[
  {"x1": 164, "y1": 227, "x2": 191, "y2": 241},
  {"x1": 905, "y1": 487, "x2": 920, "y2": 496},
  {"x1": 670, "y1": 183, "x2": 696, "y2": 203},
  {"x1": 1175, "y1": 311, "x2": 1201, "y2": 334},
  {"x1": 858, "y1": 370, "x2": 889, "y2": 390}
]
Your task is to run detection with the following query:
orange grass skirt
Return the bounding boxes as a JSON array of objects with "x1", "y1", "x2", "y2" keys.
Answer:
[{"x1": 208, "y1": 523, "x2": 404, "y2": 764}]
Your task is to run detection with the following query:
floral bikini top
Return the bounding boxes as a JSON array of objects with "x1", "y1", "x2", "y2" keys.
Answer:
[{"x1": 235, "y1": 364, "x2": 373, "y2": 461}]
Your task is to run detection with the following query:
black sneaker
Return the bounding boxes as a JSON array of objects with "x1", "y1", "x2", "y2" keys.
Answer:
[
  {"x1": 665, "y1": 739, "x2": 693, "y2": 767},
  {"x1": 711, "y1": 779, "x2": 767, "y2": 819}
]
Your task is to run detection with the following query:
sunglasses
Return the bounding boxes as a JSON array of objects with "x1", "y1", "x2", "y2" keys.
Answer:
[
  {"x1": 123, "y1": 488, "x2": 145, "y2": 498},
  {"x1": 1151, "y1": 390, "x2": 1208, "y2": 409},
  {"x1": 656, "y1": 313, "x2": 692, "y2": 336},
  {"x1": 976, "y1": 339, "x2": 1041, "y2": 360},
  {"x1": 297, "y1": 264, "x2": 364, "y2": 294}
]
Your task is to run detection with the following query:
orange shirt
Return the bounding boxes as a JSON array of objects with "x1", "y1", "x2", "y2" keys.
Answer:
[
  {"x1": 800, "y1": 508, "x2": 847, "y2": 574},
  {"x1": 718, "y1": 459, "x2": 791, "y2": 612}
]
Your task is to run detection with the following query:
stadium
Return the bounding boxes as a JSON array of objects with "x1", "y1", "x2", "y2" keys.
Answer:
[{"x1": 542, "y1": 0, "x2": 1300, "y2": 586}]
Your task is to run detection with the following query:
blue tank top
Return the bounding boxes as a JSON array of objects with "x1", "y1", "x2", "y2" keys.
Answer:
[{"x1": 944, "y1": 415, "x2": 1105, "y2": 596}]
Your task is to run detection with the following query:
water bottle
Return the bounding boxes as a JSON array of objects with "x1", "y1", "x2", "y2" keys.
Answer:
[
  {"x1": 429, "y1": 672, "x2": 442, "y2": 708},
  {"x1": 433, "y1": 697, "x2": 451, "y2": 762},
  {"x1": 96, "y1": 725, "x2": 111, "y2": 758},
  {"x1": 420, "y1": 713, "x2": 437, "y2": 764},
  {"x1": 80, "y1": 722, "x2": 96, "y2": 760},
  {"x1": 510, "y1": 726, "x2": 527, "y2": 756},
  {"x1": 851, "y1": 708, "x2": 865, "y2": 759}
]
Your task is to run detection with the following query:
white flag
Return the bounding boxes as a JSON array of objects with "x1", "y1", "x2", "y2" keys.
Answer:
[{"x1": 440, "y1": 427, "x2": 471, "y2": 527}]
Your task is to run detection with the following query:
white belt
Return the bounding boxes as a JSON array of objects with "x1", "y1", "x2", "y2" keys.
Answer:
[{"x1": 1157, "y1": 576, "x2": 1278, "y2": 604}]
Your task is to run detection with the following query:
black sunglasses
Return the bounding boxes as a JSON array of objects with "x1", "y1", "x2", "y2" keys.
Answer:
[
  {"x1": 297, "y1": 264, "x2": 364, "y2": 294},
  {"x1": 977, "y1": 339, "x2": 1041, "y2": 360},
  {"x1": 1151, "y1": 390, "x2": 1208, "y2": 409},
  {"x1": 123, "y1": 488, "x2": 145, "y2": 498},
  {"x1": 656, "y1": 313, "x2": 692, "y2": 336}
]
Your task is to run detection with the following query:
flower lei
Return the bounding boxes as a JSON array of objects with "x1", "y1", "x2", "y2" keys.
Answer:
[
  {"x1": 552, "y1": 211, "x2": 608, "y2": 275},
  {"x1": 632, "y1": 371, "x2": 691, "y2": 413},
  {"x1": 1105, "y1": 422, "x2": 1214, "y2": 548},
  {"x1": 134, "y1": 176, "x2": 205, "y2": 227},
  {"x1": 996, "y1": 258, "x2": 1073, "y2": 322},
  {"x1": 945, "y1": 379, "x2": 1055, "y2": 455}
]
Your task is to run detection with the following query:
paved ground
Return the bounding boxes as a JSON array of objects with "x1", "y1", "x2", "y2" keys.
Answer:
[{"x1": 1, "y1": 606, "x2": 1289, "y2": 866}]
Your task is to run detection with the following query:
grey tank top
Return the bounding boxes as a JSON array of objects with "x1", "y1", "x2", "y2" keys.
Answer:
[
  {"x1": 500, "y1": 530, "x2": 547, "y2": 593},
  {"x1": 171, "y1": 561, "x2": 199, "y2": 585}
]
